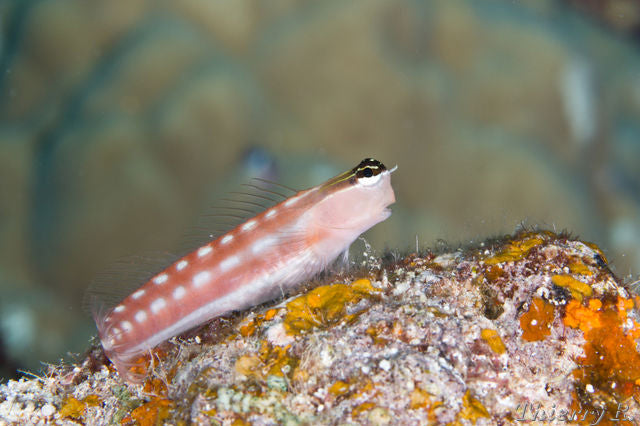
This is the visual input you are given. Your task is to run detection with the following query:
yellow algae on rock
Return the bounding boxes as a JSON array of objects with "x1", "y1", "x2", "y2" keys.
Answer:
[
  {"x1": 58, "y1": 396, "x2": 86, "y2": 419},
  {"x1": 329, "y1": 380, "x2": 350, "y2": 397},
  {"x1": 484, "y1": 232, "x2": 547, "y2": 265},
  {"x1": 563, "y1": 299, "x2": 602, "y2": 333},
  {"x1": 239, "y1": 320, "x2": 257, "y2": 337},
  {"x1": 130, "y1": 398, "x2": 173, "y2": 426},
  {"x1": 568, "y1": 260, "x2": 593, "y2": 276},
  {"x1": 409, "y1": 387, "x2": 431, "y2": 409},
  {"x1": 350, "y1": 278, "x2": 378, "y2": 293},
  {"x1": 480, "y1": 328, "x2": 506, "y2": 354},
  {"x1": 82, "y1": 394, "x2": 101, "y2": 406},
  {"x1": 551, "y1": 274, "x2": 592, "y2": 301},
  {"x1": 264, "y1": 309, "x2": 278, "y2": 321},
  {"x1": 239, "y1": 308, "x2": 282, "y2": 337},
  {"x1": 58, "y1": 394, "x2": 103, "y2": 420},
  {"x1": 258, "y1": 342, "x2": 298, "y2": 378},
  {"x1": 519, "y1": 298, "x2": 555, "y2": 341},
  {"x1": 235, "y1": 343, "x2": 298, "y2": 381},
  {"x1": 617, "y1": 296, "x2": 635, "y2": 319},
  {"x1": 235, "y1": 355, "x2": 262, "y2": 378},
  {"x1": 459, "y1": 390, "x2": 489, "y2": 423},
  {"x1": 352, "y1": 401, "x2": 377, "y2": 417},
  {"x1": 284, "y1": 278, "x2": 380, "y2": 335},
  {"x1": 565, "y1": 297, "x2": 640, "y2": 412}
]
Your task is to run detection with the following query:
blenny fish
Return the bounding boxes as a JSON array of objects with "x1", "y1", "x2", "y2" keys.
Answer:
[{"x1": 91, "y1": 158, "x2": 396, "y2": 381}]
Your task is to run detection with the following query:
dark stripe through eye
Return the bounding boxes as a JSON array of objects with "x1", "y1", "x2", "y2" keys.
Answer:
[{"x1": 353, "y1": 158, "x2": 386, "y2": 179}]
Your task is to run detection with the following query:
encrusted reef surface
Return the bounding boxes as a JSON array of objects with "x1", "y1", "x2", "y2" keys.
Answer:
[
  {"x1": 4, "y1": 0, "x2": 640, "y2": 379},
  {"x1": 2, "y1": 231, "x2": 640, "y2": 425}
]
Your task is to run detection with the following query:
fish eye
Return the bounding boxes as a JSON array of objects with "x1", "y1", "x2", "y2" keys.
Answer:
[
  {"x1": 350, "y1": 158, "x2": 387, "y2": 186},
  {"x1": 356, "y1": 167, "x2": 382, "y2": 186}
]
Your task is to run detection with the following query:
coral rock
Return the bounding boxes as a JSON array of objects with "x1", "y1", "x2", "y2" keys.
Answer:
[{"x1": 1, "y1": 231, "x2": 639, "y2": 425}]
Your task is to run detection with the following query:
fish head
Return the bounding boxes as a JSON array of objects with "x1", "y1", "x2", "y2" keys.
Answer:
[{"x1": 312, "y1": 158, "x2": 396, "y2": 235}]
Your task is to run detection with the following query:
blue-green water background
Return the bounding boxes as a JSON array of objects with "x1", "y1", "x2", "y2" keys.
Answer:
[{"x1": 1, "y1": 0, "x2": 639, "y2": 379}]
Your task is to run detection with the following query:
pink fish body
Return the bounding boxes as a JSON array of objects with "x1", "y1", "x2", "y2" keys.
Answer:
[{"x1": 93, "y1": 158, "x2": 395, "y2": 380}]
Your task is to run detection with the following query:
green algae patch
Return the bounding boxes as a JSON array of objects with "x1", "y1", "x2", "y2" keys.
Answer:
[{"x1": 284, "y1": 278, "x2": 380, "y2": 335}]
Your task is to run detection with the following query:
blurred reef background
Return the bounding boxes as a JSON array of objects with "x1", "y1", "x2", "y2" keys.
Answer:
[{"x1": 0, "y1": 0, "x2": 639, "y2": 379}]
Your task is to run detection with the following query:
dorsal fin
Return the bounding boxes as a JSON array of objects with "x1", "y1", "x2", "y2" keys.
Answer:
[
  {"x1": 251, "y1": 177, "x2": 298, "y2": 194},
  {"x1": 240, "y1": 183, "x2": 291, "y2": 199},
  {"x1": 177, "y1": 178, "x2": 299, "y2": 254},
  {"x1": 83, "y1": 252, "x2": 178, "y2": 316}
]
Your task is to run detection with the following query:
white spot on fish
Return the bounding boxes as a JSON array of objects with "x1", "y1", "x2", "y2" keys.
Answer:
[
  {"x1": 252, "y1": 236, "x2": 276, "y2": 255},
  {"x1": 135, "y1": 310, "x2": 147, "y2": 323},
  {"x1": 197, "y1": 246, "x2": 213, "y2": 257},
  {"x1": 242, "y1": 220, "x2": 257, "y2": 232},
  {"x1": 221, "y1": 234, "x2": 234, "y2": 245},
  {"x1": 132, "y1": 289, "x2": 145, "y2": 299},
  {"x1": 176, "y1": 260, "x2": 188, "y2": 271},
  {"x1": 150, "y1": 298, "x2": 166, "y2": 314},
  {"x1": 120, "y1": 321, "x2": 133, "y2": 332},
  {"x1": 284, "y1": 195, "x2": 301, "y2": 207},
  {"x1": 265, "y1": 209, "x2": 277, "y2": 219},
  {"x1": 114, "y1": 305, "x2": 125, "y2": 313},
  {"x1": 193, "y1": 270, "x2": 211, "y2": 288},
  {"x1": 153, "y1": 274, "x2": 168, "y2": 285},
  {"x1": 219, "y1": 256, "x2": 240, "y2": 272},
  {"x1": 173, "y1": 286, "x2": 186, "y2": 300}
]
